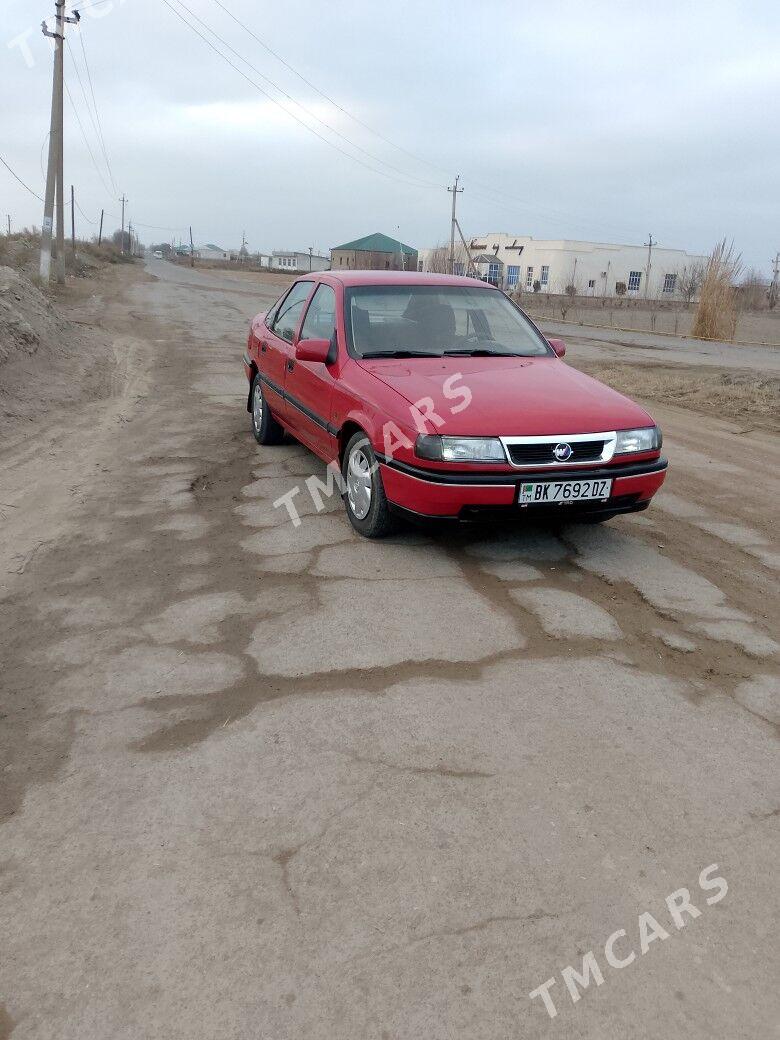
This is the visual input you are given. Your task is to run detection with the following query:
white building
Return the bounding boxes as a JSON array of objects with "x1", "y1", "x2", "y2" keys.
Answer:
[
  {"x1": 271, "y1": 250, "x2": 329, "y2": 273},
  {"x1": 195, "y1": 243, "x2": 230, "y2": 261},
  {"x1": 420, "y1": 234, "x2": 708, "y2": 298}
]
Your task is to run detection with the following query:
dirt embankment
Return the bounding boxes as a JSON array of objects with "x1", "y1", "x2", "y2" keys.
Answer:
[
  {"x1": 0, "y1": 265, "x2": 115, "y2": 438},
  {"x1": 573, "y1": 358, "x2": 780, "y2": 431}
]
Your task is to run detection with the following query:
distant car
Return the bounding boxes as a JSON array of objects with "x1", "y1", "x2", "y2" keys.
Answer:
[
  {"x1": 242, "y1": 272, "x2": 667, "y2": 537},
  {"x1": 152, "y1": 250, "x2": 164, "y2": 260}
]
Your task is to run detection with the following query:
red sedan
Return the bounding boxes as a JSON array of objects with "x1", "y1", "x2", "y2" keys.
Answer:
[{"x1": 242, "y1": 271, "x2": 666, "y2": 538}]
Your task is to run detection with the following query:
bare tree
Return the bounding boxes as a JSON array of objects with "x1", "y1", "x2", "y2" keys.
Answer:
[
  {"x1": 677, "y1": 262, "x2": 704, "y2": 303},
  {"x1": 739, "y1": 268, "x2": 769, "y2": 311},
  {"x1": 423, "y1": 242, "x2": 470, "y2": 275}
]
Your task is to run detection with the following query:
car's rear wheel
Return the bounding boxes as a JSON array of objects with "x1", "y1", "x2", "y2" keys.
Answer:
[
  {"x1": 342, "y1": 433, "x2": 396, "y2": 538},
  {"x1": 250, "y1": 374, "x2": 284, "y2": 445}
]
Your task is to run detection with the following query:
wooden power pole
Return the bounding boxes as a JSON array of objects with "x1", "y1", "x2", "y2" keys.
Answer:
[
  {"x1": 98, "y1": 209, "x2": 104, "y2": 246},
  {"x1": 71, "y1": 184, "x2": 75, "y2": 253}
]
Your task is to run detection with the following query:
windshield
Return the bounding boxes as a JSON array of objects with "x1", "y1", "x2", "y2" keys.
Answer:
[{"x1": 345, "y1": 284, "x2": 551, "y2": 359}]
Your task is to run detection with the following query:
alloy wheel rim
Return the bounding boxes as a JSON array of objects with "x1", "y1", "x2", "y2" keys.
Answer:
[
  {"x1": 347, "y1": 447, "x2": 372, "y2": 520},
  {"x1": 252, "y1": 381, "x2": 263, "y2": 430}
]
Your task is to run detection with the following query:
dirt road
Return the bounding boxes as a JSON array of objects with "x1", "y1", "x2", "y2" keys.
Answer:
[{"x1": 1, "y1": 259, "x2": 778, "y2": 1039}]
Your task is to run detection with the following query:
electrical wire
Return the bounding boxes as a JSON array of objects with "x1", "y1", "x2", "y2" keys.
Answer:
[
  {"x1": 74, "y1": 30, "x2": 116, "y2": 191},
  {"x1": 175, "y1": 0, "x2": 442, "y2": 190},
  {"x1": 63, "y1": 75, "x2": 114, "y2": 196},
  {"x1": 209, "y1": 0, "x2": 450, "y2": 180},
  {"x1": 0, "y1": 154, "x2": 44, "y2": 201},
  {"x1": 160, "y1": 0, "x2": 441, "y2": 193},
  {"x1": 209, "y1": 0, "x2": 646, "y2": 241}
]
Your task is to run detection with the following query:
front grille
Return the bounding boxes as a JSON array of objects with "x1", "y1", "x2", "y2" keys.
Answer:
[{"x1": 507, "y1": 440, "x2": 607, "y2": 466}]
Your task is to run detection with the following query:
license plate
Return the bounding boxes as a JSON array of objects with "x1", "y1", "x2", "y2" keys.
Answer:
[{"x1": 518, "y1": 479, "x2": 612, "y2": 505}]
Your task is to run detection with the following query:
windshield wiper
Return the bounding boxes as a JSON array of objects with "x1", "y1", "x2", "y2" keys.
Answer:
[
  {"x1": 360, "y1": 350, "x2": 443, "y2": 359},
  {"x1": 443, "y1": 348, "x2": 528, "y2": 357}
]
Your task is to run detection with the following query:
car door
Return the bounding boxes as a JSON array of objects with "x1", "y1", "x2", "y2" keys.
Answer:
[
  {"x1": 284, "y1": 281, "x2": 339, "y2": 459},
  {"x1": 261, "y1": 279, "x2": 315, "y2": 420}
]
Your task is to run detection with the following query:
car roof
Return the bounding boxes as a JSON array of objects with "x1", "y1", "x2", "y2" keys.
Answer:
[{"x1": 312, "y1": 269, "x2": 495, "y2": 289}]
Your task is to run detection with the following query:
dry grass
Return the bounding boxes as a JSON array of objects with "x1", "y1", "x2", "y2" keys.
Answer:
[
  {"x1": 691, "y1": 239, "x2": 742, "y2": 341},
  {"x1": 0, "y1": 230, "x2": 133, "y2": 283},
  {"x1": 575, "y1": 359, "x2": 779, "y2": 431}
]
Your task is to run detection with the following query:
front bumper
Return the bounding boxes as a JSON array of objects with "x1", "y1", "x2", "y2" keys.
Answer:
[{"x1": 378, "y1": 456, "x2": 668, "y2": 521}]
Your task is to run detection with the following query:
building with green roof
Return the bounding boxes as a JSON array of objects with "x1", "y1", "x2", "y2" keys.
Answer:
[{"x1": 331, "y1": 232, "x2": 418, "y2": 272}]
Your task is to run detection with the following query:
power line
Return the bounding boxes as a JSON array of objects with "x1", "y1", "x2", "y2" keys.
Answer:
[
  {"x1": 179, "y1": 0, "x2": 440, "y2": 189},
  {"x1": 206, "y1": 0, "x2": 645, "y2": 240},
  {"x1": 0, "y1": 154, "x2": 44, "y2": 201},
  {"x1": 160, "y1": 0, "x2": 441, "y2": 192},
  {"x1": 63, "y1": 75, "x2": 114, "y2": 197},
  {"x1": 209, "y1": 0, "x2": 449, "y2": 179},
  {"x1": 74, "y1": 30, "x2": 116, "y2": 191}
]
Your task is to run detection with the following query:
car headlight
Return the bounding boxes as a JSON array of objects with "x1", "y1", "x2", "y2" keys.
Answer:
[
  {"x1": 614, "y1": 426, "x2": 662, "y2": 454},
  {"x1": 415, "y1": 435, "x2": 506, "y2": 463}
]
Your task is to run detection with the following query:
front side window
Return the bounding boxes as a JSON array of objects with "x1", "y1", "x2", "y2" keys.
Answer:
[
  {"x1": 271, "y1": 280, "x2": 314, "y2": 343},
  {"x1": 300, "y1": 283, "x2": 337, "y2": 341},
  {"x1": 628, "y1": 270, "x2": 642, "y2": 291},
  {"x1": 345, "y1": 284, "x2": 551, "y2": 359}
]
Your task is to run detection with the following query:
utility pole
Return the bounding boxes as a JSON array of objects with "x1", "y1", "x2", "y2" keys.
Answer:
[
  {"x1": 644, "y1": 233, "x2": 656, "y2": 297},
  {"x1": 308, "y1": 246, "x2": 313, "y2": 271},
  {"x1": 40, "y1": 1, "x2": 78, "y2": 283},
  {"x1": 70, "y1": 185, "x2": 75, "y2": 252},
  {"x1": 189, "y1": 226, "x2": 195, "y2": 267},
  {"x1": 448, "y1": 175, "x2": 463, "y2": 274},
  {"x1": 98, "y1": 209, "x2": 104, "y2": 246},
  {"x1": 770, "y1": 251, "x2": 779, "y2": 309},
  {"x1": 6, "y1": 215, "x2": 10, "y2": 236},
  {"x1": 119, "y1": 195, "x2": 127, "y2": 254}
]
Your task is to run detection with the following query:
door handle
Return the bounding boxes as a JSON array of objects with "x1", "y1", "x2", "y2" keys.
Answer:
[
  {"x1": 286, "y1": 359, "x2": 295, "y2": 372},
  {"x1": 260, "y1": 341, "x2": 267, "y2": 353}
]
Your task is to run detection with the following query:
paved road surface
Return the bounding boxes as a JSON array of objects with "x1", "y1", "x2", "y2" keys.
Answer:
[
  {"x1": 2, "y1": 259, "x2": 778, "y2": 1039},
  {"x1": 538, "y1": 317, "x2": 780, "y2": 372}
]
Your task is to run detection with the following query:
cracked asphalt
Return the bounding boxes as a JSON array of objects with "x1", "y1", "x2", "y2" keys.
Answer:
[{"x1": 1, "y1": 259, "x2": 778, "y2": 1039}]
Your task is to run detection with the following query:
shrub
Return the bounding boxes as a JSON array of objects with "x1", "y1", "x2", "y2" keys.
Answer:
[{"x1": 691, "y1": 239, "x2": 742, "y2": 341}]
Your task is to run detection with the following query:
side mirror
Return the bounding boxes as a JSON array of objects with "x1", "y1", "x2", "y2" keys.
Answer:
[
  {"x1": 295, "y1": 337, "x2": 331, "y2": 363},
  {"x1": 548, "y1": 337, "x2": 566, "y2": 357}
]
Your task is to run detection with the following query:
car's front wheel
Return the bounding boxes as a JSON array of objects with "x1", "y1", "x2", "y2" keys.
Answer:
[
  {"x1": 342, "y1": 433, "x2": 396, "y2": 538},
  {"x1": 250, "y1": 374, "x2": 284, "y2": 445}
]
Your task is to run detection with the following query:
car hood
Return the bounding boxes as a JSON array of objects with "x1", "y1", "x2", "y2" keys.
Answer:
[{"x1": 358, "y1": 355, "x2": 654, "y2": 436}]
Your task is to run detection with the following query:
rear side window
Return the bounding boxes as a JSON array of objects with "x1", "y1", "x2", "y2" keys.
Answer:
[
  {"x1": 300, "y1": 283, "x2": 337, "y2": 341},
  {"x1": 271, "y1": 281, "x2": 314, "y2": 343}
]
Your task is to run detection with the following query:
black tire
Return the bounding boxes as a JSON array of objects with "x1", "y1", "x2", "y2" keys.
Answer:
[
  {"x1": 341, "y1": 433, "x2": 397, "y2": 538},
  {"x1": 250, "y1": 373, "x2": 284, "y2": 445}
]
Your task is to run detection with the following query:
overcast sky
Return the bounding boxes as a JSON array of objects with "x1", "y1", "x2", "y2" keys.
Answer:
[{"x1": 2, "y1": 0, "x2": 778, "y2": 272}]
